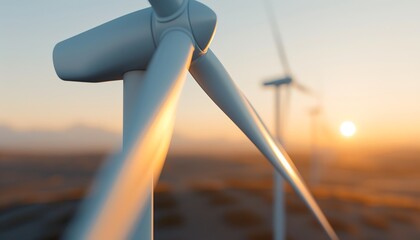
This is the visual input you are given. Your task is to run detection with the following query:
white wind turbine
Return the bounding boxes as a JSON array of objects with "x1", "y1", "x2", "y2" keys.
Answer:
[
  {"x1": 262, "y1": 1, "x2": 316, "y2": 239},
  {"x1": 53, "y1": 1, "x2": 338, "y2": 240}
]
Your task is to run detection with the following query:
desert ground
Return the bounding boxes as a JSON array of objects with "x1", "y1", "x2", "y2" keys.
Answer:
[{"x1": 0, "y1": 150, "x2": 419, "y2": 240}]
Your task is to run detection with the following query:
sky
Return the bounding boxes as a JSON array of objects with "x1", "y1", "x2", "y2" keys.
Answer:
[{"x1": 1, "y1": 0, "x2": 420, "y2": 153}]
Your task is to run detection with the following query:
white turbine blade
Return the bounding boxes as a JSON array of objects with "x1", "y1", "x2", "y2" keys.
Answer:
[
  {"x1": 148, "y1": 0, "x2": 184, "y2": 18},
  {"x1": 263, "y1": 0, "x2": 291, "y2": 75},
  {"x1": 190, "y1": 49, "x2": 339, "y2": 240},
  {"x1": 66, "y1": 31, "x2": 194, "y2": 240},
  {"x1": 292, "y1": 79, "x2": 315, "y2": 96}
]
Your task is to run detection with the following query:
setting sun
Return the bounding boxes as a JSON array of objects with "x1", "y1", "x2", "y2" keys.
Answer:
[{"x1": 340, "y1": 121, "x2": 356, "y2": 137}]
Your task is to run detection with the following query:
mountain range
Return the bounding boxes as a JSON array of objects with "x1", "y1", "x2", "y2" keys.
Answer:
[
  {"x1": 0, "y1": 124, "x2": 249, "y2": 154},
  {"x1": 0, "y1": 124, "x2": 120, "y2": 153}
]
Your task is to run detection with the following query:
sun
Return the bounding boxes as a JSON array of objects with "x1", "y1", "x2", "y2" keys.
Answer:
[{"x1": 340, "y1": 121, "x2": 356, "y2": 137}]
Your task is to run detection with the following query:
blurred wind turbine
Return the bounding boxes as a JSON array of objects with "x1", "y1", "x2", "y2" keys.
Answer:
[
  {"x1": 309, "y1": 105, "x2": 322, "y2": 185},
  {"x1": 53, "y1": 0, "x2": 338, "y2": 240},
  {"x1": 309, "y1": 101, "x2": 337, "y2": 186},
  {"x1": 262, "y1": 1, "x2": 316, "y2": 239}
]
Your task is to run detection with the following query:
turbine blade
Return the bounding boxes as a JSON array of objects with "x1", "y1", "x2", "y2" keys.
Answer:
[
  {"x1": 263, "y1": 0, "x2": 291, "y2": 75},
  {"x1": 292, "y1": 80, "x2": 314, "y2": 95},
  {"x1": 66, "y1": 31, "x2": 194, "y2": 240},
  {"x1": 190, "y1": 49, "x2": 339, "y2": 240},
  {"x1": 149, "y1": 0, "x2": 184, "y2": 18}
]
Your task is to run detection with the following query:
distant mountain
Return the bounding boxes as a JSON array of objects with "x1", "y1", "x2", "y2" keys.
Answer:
[
  {"x1": 0, "y1": 124, "x2": 251, "y2": 154},
  {"x1": 0, "y1": 124, "x2": 120, "y2": 153}
]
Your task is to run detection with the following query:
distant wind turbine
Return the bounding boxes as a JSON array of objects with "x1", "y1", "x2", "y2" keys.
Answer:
[
  {"x1": 53, "y1": 1, "x2": 338, "y2": 240},
  {"x1": 309, "y1": 101, "x2": 336, "y2": 186},
  {"x1": 262, "y1": 1, "x2": 317, "y2": 240},
  {"x1": 309, "y1": 105, "x2": 322, "y2": 185}
]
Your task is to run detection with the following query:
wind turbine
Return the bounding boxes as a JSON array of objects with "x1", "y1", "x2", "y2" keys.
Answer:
[
  {"x1": 53, "y1": 1, "x2": 338, "y2": 240},
  {"x1": 262, "y1": 1, "x2": 316, "y2": 239},
  {"x1": 309, "y1": 105, "x2": 322, "y2": 185},
  {"x1": 309, "y1": 102, "x2": 336, "y2": 186}
]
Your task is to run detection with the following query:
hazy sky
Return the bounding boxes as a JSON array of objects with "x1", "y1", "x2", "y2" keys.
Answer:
[{"x1": 1, "y1": 0, "x2": 420, "y2": 151}]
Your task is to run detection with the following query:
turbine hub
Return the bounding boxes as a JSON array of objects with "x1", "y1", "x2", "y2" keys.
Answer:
[{"x1": 151, "y1": 0, "x2": 217, "y2": 59}]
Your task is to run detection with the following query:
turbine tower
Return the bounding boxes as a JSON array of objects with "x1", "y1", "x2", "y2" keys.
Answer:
[
  {"x1": 262, "y1": 1, "x2": 315, "y2": 239},
  {"x1": 53, "y1": 1, "x2": 338, "y2": 240}
]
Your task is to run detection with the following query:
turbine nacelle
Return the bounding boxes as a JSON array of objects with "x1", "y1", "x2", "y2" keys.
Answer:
[
  {"x1": 53, "y1": 0, "x2": 216, "y2": 83},
  {"x1": 263, "y1": 76, "x2": 293, "y2": 87}
]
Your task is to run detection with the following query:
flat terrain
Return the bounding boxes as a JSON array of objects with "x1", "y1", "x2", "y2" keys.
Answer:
[{"x1": 0, "y1": 151, "x2": 419, "y2": 239}]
